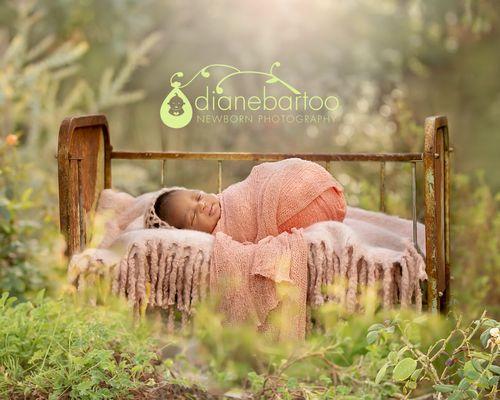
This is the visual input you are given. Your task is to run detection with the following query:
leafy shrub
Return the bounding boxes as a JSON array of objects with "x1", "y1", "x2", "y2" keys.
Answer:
[
  {"x1": 451, "y1": 170, "x2": 500, "y2": 318},
  {"x1": 0, "y1": 141, "x2": 48, "y2": 301},
  {"x1": 1, "y1": 284, "x2": 498, "y2": 399},
  {"x1": 0, "y1": 0, "x2": 160, "y2": 300},
  {"x1": 149, "y1": 301, "x2": 500, "y2": 399},
  {"x1": 0, "y1": 291, "x2": 161, "y2": 399}
]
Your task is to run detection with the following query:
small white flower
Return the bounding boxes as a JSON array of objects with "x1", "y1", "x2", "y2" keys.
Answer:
[
  {"x1": 490, "y1": 327, "x2": 500, "y2": 338},
  {"x1": 487, "y1": 335, "x2": 500, "y2": 351}
]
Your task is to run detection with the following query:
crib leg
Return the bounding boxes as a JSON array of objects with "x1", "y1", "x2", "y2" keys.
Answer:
[{"x1": 423, "y1": 116, "x2": 450, "y2": 313}]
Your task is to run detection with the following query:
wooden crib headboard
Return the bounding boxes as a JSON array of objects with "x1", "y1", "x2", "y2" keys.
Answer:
[
  {"x1": 57, "y1": 114, "x2": 451, "y2": 312},
  {"x1": 57, "y1": 115, "x2": 112, "y2": 259}
]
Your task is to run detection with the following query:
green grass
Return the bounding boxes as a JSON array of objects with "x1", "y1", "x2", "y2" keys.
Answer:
[{"x1": 1, "y1": 290, "x2": 498, "y2": 399}]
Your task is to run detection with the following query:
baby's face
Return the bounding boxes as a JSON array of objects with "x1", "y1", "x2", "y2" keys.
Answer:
[{"x1": 163, "y1": 189, "x2": 220, "y2": 233}]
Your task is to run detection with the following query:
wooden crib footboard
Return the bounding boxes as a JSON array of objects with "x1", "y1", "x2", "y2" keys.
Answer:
[
  {"x1": 57, "y1": 114, "x2": 451, "y2": 312},
  {"x1": 424, "y1": 116, "x2": 451, "y2": 312}
]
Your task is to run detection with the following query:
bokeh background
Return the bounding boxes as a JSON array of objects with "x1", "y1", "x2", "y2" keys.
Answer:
[{"x1": 0, "y1": 0, "x2": 498, "y2": 314}]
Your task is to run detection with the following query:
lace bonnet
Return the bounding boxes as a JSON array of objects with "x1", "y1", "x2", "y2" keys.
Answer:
[{"x1": 144, "y1": 186, "x2": 189, "y2": 229}]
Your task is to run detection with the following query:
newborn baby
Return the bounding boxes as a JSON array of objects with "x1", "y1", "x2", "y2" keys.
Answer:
[{"x1": 144, "y1": 158, "x2": 346, "y2": 237}]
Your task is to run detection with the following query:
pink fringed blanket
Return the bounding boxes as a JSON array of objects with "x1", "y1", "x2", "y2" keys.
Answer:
[{"x1": 210, "y1": 158, "x2": 347, "y2": 341}]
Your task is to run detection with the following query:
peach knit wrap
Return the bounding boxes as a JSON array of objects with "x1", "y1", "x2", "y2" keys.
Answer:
[
  {"x1": 210, "y1": 158, "x2": 346, "y2": 341},
  {"x1": 279, "y1": 187, "x2": 346, "y2": 233}
]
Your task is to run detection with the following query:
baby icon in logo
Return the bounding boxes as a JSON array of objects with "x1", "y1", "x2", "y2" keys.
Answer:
[
  {"x1": 167, "y1": 93, "x2": 185, "y2": 116},
  {"x1": 160, "y1": 87, "x2": 193, "y2": 129}
]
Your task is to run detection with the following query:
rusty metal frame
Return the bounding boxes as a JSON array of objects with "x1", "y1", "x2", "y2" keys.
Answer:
[{"x1": 57, "y1": 114, "x2": 451, "y2": 312}]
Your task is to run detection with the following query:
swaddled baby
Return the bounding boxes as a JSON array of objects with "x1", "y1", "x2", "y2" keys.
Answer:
[
  {"x1": 144, "y1": 158, "x2": 346, "y2": 236},
  {"x1": 143, "y1": 158, "x2": 347, "y2": 340}
]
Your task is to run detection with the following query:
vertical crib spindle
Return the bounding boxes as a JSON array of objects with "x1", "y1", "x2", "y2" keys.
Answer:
[
  {"x1": 75, "y1": 158, "x2": 85, "y2": 252},
  {"x1": 160, "y1": 159, "x2": 166, "y2": 186},
  {"x1": 411, "y1": 161, "x2": 418, "y2": 250},
  {"x1": 217, "y1": 160, "x2": 222, "y2": 194},
  {"x1": 379, "y1": 161, "x2": 386, "y2": 212},
  {"x1": 325, "y1": 161, "x2": 332, "y2": 174}
]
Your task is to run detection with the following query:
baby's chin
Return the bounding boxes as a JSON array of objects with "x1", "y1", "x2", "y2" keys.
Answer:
[{"x1": 209, "y1": 213, "x2": 221, "y2": 233}]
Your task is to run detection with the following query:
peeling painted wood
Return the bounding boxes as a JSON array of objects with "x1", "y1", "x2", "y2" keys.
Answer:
[{"x1": 424, "y1": 116, "x2": 451, "y2": 313}]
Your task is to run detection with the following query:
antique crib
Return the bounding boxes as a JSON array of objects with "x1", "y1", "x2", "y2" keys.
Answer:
[{"x1": 57, "y1": 114, "x2": 451, "y2": 313}]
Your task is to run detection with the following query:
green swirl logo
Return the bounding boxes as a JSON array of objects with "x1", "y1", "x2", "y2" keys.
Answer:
[{"x1": 160, "y1": 62, "x2": 339, "y2": 129}]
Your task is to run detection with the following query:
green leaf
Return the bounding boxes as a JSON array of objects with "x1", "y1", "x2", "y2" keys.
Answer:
[
  {"x1": 366, "y1": 331, "x2": 379, "y2": 344},
  {"x1": 33, "y1": 289, "x2": 46, "y2": 306},
  {"x1": 385, "y1": 325, "x2": 395, "y2": 334},
  {"x1": 466, "y1": 370, "x2": 481, "y2": 380},
  {"x1": 393, "y1": 358, "x2": 417, "y2": 381},
  {"x1": 472, "y1": 358, "x2": 486, "y2": 372},
  {"x1": 458, "y1": 378, "x2": 470, "y2": 390},
  {"x1": 411, "y1": 368, "x2": 422, "y2": 381},
  {"x1": 470, "y1": 351, "x2": 490, "y2": 361},
  {"x1": 482, "y1": 319, "x2": 498, "y2": 328},
  {"x1": 478, "y1": 374, "x2": 490, "y2": 388},
  {"x1": 406, "y1": 380, "x2": 417, "y2": 390},
  {"x1": 480, "y1": 329, "x2": 490, "y2": 347},
  {"x1": 488, "y1": 364, "x2": 500, "y2": 375},
  {"x1": 286, "y1": 377, "x2": 298, "y2": 389},
  {"x1": 368, "y1": 323, "x2": 384, "y2": 332},
  {"x1": 318, "y1": 375, "x2": 332, "y2": 386},
  {"x1": 397, "y1": 346, "x2": 409, "y2": 357},
  {"x1": 449, "y1": 392, "x2": 463, "y2": 400},
  {"x1": 375, "y1": 363, "x2": 389, "y2": 384},
  {"x1": 488, "y1": 376, "x2": 499, "y2": 386},
  {"x1": 336, "y1": 385, "x2": 351, "y2": 395},
  {"x1": 464, "y1": 361, "x2": 481, "y2": 380},
  {"x1": 465, "y1": 389, "x2": 478, "y2": 399},
  {"x1": 433, "y1": 384, "x2": 455, "y2": 393}
]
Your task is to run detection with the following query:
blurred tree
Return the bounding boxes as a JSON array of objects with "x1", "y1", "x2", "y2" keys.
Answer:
[{"x1": 0, "y1": 0, "x2": 160, "y2": 293}]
